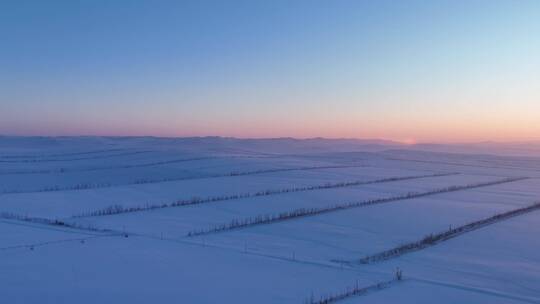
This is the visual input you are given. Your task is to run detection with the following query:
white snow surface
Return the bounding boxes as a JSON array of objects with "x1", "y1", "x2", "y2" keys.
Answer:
[{"x1": 0, "y1": 136, "x2": 539, "y2": 303}]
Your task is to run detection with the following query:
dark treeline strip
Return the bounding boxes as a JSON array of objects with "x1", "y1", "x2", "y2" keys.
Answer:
[
  {"x1": 0, "y1": 212, "x2": 117, "y2": 234},
  {"x1": 0, "y1": 235, "x2": 113, "y2": 251},
  {"x1": 1, "y1": 182, "x2": 115, "y2": 195},
  {"x1": 0, "y1": 156, "x2": 216, "y2": 175},
  {"x1": 304, "y1": 278, "x2": 398, "y2": 304},
  {"x1": 1, "y1": 165, "x2": 368, "y2": 195},
  {"x1": 0, "y1": 151, "x2": 153, "y2": 163},
  {"x1": 0, "y1": 148, "x2": 128, "y2": 159},
  {"x1": 186, "y1": 177, "x2": 528, "y2": 237},
  {"x1": 73, "y1": 172, "x2": 456, "y2": 218},
  {"x1": 357, "y1": 201, "x2": 540, "y2": 264}
]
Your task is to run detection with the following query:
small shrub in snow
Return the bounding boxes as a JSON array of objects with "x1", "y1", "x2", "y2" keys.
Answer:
[{"x1": 305, "y1": 278, "x2": 398, "y2": 304}]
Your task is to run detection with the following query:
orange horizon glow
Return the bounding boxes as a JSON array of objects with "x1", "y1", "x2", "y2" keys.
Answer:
[{"x1": 3, "y1": 120, "x2": 539, "y2": 145}]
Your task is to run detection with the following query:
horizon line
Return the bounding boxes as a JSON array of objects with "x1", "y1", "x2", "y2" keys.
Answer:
[{"x1": 1, "y1": 134, "x2": 540, "y2": 146}]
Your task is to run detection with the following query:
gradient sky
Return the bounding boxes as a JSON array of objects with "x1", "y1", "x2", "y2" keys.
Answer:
[{"x1": 1, "y1": 0, "x2": 539, "y2": 143}]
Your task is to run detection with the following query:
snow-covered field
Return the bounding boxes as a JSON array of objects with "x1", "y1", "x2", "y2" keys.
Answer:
[{"x1": 1, "y1": 137, "x2": 539, "y2": 303}]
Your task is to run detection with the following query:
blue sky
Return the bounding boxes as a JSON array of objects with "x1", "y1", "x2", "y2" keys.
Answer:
[{"x1": 1, "y1": 0, "x2": 539, "y2": 142}]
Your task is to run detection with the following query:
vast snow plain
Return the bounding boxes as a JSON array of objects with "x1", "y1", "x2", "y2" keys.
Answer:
[{"x1": 1, "y1": 136, "x2": 539, "y2": 303}]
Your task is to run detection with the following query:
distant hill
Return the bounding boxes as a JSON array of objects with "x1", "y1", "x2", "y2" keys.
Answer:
[{"x1": 1, "y1": 135, "x2": 539, "y2": 158}]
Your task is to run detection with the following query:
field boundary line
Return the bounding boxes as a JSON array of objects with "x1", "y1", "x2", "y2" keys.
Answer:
[
  {"x1": 73, "y1": 172, "x2": 457, "y2": 218},
  {"x1": 354, "y1": 201, "x2": 540, "y2": 264},
  {"x1": 186, "y1": 177, "x2": 528, "y2": 237}
]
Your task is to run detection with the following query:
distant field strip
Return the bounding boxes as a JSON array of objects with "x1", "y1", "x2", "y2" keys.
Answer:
[
  {"x1": 0, "y1": 150, "x2": 153, "y2": 163},
  {"x1": 0, "y1": 164, "x2": 367, "y2": 194},
  {"x1": 0, "y1": 148, "x2": 128, "y2": 159},
  {"x1": 186, "y1": 177, "x2": 528, "y2": 237},
  {"x1": 73, "y1": 172, "x2": 456, "y2": 218},
  {"x1": 355, "y1": 201, "x2": 540, "y2": 264},
  {"x1": 131, "y1": 164, "x2": 368, "y2": 185},
  {"x1": 387, "y1": 157, "x2": 540, "y2": 172},
  {"x1": 305, "y1": 278, "x2": 399, "y2": 304},
  {"x1": 0, "y1": 156, "x2": 217, "y2": 175}
]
